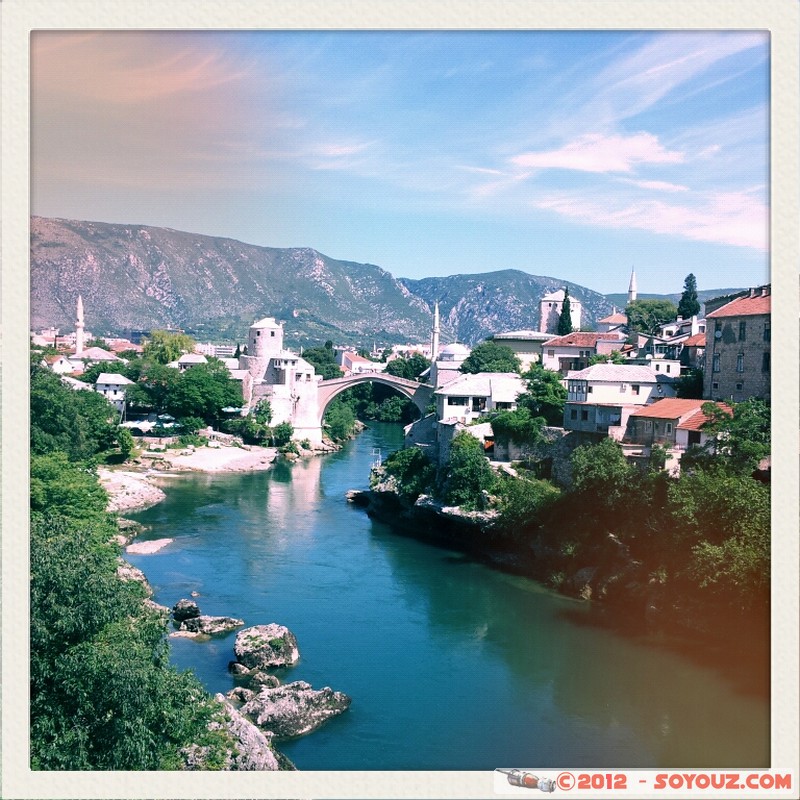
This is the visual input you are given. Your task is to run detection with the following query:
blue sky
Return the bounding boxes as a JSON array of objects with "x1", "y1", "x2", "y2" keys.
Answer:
[{"x1": 31, "y1": 30, "x2": 769, "y2": 295}]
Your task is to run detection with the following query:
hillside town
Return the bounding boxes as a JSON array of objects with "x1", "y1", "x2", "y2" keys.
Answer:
[{"x1": 33, "y1": 269, "x2": 771, "y2": 483}]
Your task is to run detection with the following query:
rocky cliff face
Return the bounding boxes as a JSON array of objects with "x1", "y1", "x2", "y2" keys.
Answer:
[{"x1": 32, "y1": 216, "x2": 615, "y2": 346}]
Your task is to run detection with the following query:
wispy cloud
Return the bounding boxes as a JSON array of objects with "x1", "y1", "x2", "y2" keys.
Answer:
[
  {"x1": 510, "y1": 132, "x2": 684, "y2": 174},
  {"x1": 534, "y1": 188, "x2": 767, "y2": 251},
  {"x1": 620, "y1": 178, "x2": 689, "y2": 193}
]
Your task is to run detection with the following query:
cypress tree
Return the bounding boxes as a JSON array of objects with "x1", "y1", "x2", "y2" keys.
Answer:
[
  {"x1": 678, "y1": 273, "x2": 701, "y2": 318},
  {"x1": 557, "y1": 288, "x2": 574, "y2": 335}
]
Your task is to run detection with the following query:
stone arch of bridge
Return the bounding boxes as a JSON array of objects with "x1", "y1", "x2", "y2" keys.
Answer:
[{"x1": 316, "y1": 373, "x2": 434, "y2": 428}]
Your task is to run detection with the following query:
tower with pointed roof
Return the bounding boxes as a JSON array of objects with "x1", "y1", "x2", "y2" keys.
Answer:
[
  {"x1": 430, "y1": 301, "x2": 441, "y2": 361},
  {"x1": 75, "y1": 295, "x2": 85, "y2": 356},
  {"x1": 628, "y1": 269, "x2": 638, "y2": 304}
]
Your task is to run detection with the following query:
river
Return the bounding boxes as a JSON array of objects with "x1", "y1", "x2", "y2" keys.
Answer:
[{"x1": 126, "y1": 422, "x2": 769, "y2": 771}]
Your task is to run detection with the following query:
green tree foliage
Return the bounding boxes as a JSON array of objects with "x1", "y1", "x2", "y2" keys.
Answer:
[
  {"x1": 684, "y1": 399, "x2": 770, "y2": 474},
  {"x1": 557, "y1": 288, "x2": 574, "y2": 335},
  {"x1": 588, "y1": 350, "x2": 625, "y2": 366},
  {"x1": 142, "y1": 330, "x2": 197, "y2": 365},
  {"x1": 272, "y1": 422, "x2": 294, "y2": 447},
  {"x1": 384, "y1": 353, "x2": 430, "y2": 381},
  {"x1": 668, "y1": 466, "x2": 769, "y2": 607},
  {"x1": 570, "y1": 438, "x2": 637, "y2": 508},
  {"x1": 324, "y1": 398, "x2": 356, "y2": 441},
  {"x1": 676, "y1": 368, "x2": 704, "y2": 399},
  {"x1": 489, "y1": 407, "x2": 544, "y2": 446},
  {"x1": 302, "y1": 344, "x2": 343, "y2": 379},
  {"x1": 378, "y1": 447, "x2": 437, "y2": 502},
  {"x1": 516, "y1": 364, "x2": 567, "y2": 426},
  {"x1": 441, "y1": 431, "x2": 497, "y2": 509},
  {"x1": 30, "y1": 365, "x2": 120, "y2": 462},
  {"x1": 459, "y1": 341, "x2": 521, "y2": 375},
  {"x1": 495, "y1": 473, "x2": 561, "y2": 537},
  {"x1": 625, "y1": 299, "x2": 678, "y2": 335},
  {"x1": 75, "y1": 361, "x2": 128, "y2": 385},
  {"x1": 677, "y1": 273, "x2": 701, "y2": 319},
  {"x1": 165, "y1": 362, "x2": 241, "y2": 423}
]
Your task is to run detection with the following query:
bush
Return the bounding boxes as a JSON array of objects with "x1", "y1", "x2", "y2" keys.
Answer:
[
  {"x1": 272, "y1": 422, "x2": 294, "y2": 448},
  {"x1": 380, "y1": 447, "x2": 436, "y2": 502},
  {"x1": 441, "y1": 432, "x2": 497, "y2": 510}
]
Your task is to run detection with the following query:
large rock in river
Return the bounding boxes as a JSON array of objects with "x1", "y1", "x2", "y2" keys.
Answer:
[
  {"x1": 179, "y1": 615, "x2": 244, "y2": 636},
  {"x1": 234, "y1": 624, "x2": 299, "y2": 669},
  {"x1": 173, "y1": 598, "x2": 201, "y2": 622},
  {"x1": 240, "y1": 681, "x2": 351, "y2": 738}
]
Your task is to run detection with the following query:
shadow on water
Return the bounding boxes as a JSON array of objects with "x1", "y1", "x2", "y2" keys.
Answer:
[{"x1": 554, "y1": 603, "x2": 770, "y2": 703}]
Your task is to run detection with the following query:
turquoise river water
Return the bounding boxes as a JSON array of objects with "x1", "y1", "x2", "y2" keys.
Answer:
[{"x1": 126, "y1": 422, "x2": 769, "y2": 771}]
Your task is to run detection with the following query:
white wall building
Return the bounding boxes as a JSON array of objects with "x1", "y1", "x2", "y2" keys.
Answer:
[
  {"x1": 434, "y1": 372, "x2": 525, "y2": 425},
  {"x1": 95, "y1": 373, "x2": 134, "y2": 413}
]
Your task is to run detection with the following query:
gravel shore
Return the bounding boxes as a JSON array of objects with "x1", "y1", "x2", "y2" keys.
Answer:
[{"x1": 98, "y1": 444, "x2": 279, "y2": 512}]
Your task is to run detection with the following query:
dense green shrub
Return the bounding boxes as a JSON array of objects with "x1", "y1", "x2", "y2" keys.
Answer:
[
  {"x1": 379, "y1": 447, "x2": 437, "y2": 502},
  {"x1": 441, "y1": 432, "x2": 497, "y2": 510}
]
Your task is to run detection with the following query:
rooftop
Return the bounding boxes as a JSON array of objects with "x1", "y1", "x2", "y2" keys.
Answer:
[
  {"x1": 543, "y1": 331, "x2": 626, "y2": 348},
  {"x1": 706, "y1": 289, "x2": 770, "y2": 318},
  {"x1": 566, "y1": 363, "x2": 676, "y2": 383},
  {"x1": 435, "y1": 372, "x2": 525, "y2": 399},
  {"x1": 630, "y1": 398, "x2": 732, "y2": 426}
]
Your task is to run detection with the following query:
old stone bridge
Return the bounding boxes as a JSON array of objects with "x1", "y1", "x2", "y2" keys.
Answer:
[{"x1": 316, "y1": 373, "x2": 434, "y2": 428}]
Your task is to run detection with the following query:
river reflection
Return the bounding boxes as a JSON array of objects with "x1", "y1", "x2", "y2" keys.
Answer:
[{"x1": 128, "y1": 424, "x2": 769, "y2": 771}]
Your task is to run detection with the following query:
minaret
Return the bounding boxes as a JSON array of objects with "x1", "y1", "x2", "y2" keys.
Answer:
[
  {"x1": 75, "y1": 294, "x2": 85, "y2": 355},
  {"x1": 430, "y1": 301, "x2": 441, "y2": 361},
  {"x1": 628, "y1": 269, "x2": 638, "y2": 304}
]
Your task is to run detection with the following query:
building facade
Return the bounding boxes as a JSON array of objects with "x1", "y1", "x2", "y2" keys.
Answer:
[{"x1": 703, "y1": 286, "x2": 770, "y2": 402}]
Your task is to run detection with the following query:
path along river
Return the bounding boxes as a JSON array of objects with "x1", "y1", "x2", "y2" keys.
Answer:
[{"x1": 126, "y1": 422, "x2": 769, "y2": 771}]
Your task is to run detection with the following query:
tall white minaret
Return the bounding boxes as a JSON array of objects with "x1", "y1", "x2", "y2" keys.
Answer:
[
  {"x1": 430, "y1": 301, "x2": 441, "y2": 361},
  {"x1": 627, "y1": 268, "x2": 638, "y2": 304},
  {"x1": 75, "y1": 294, "x2": 85, "y2": 355}
]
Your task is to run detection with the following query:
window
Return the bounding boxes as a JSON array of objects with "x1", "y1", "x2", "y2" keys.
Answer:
[
  {"x1": 548, "y1": 350, "x2": 555, "y2": 357},
  {"x1": 712, "y1": 353, "x2": 720, "y2": 372},
  {"x1": 666, "y1": 364, "x2": 671, "y2": 373},
  {"x1": 580, "y1": 410, "x2": 589, "y2": 421},
  {"x1": 570, "y1": 409, "x2": 577, "y2": 420},
  {"x1": 712, "y1": 381, "x2": 719, "y2": 390},
  {"x1": 448, "y1": 396, "x2": 468, "y2": 406},
  {"x1": 763, "y1": 321, "x2": 771, "y2": 342},
  {"x1": 736, "y1": 382, "x2": 743, "y2": 391},
  {"x1": 736, "y1": 353, "x2": 744, "y2": 372},
  {"x1": 738, "y1": 320, "x2": 746, "y2": 341},
  {"x1": 587, "y1": 386, "x2": 593, "y2": 393},
  {"x1": 631, "y1": 384, "x2": 640, "y2": 395},
  {"x1": 762, "y1": 352, "x2": 770, "y2": 372},
  {"x1": 644, "y1": 420, "x2": 652, "y2": 430},
  {"x1": 270, "y1": 331, "x2": 276, "y2": 337},
  {"x1": 665, "y1": 422, "x2": 673, "y2": 434}
]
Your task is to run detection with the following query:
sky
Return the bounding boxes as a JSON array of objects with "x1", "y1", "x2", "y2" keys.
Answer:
[{"x1": 31, "y1": 30, "x2": 770, "y2": 295}]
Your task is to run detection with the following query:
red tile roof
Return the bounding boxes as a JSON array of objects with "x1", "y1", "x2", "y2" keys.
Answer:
[
  {"x1": 543, "y1": 331, "x2": 625, "y2": 347},
  {"x1": 706, "y1": 292, "x2": 770, "y2": 318},
  {"x1": 630, "y1": 398, "x2": 732, "y2": 427},
  {"x1": 682, "y1": 333, "x2": 706, "y2": 347},
  {"x1": 599, "y1": 312, "x2": 627, "y2": 324}
]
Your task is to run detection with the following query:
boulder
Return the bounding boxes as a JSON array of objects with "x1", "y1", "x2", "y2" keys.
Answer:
[
  {"x1": 227, "y1": 686, "x2": 256, "y2": 704},
  {"x1": 173, "y1": 598, "x2": 201, "y2": 622},
  {"x1": 249, "y1": 671, "x2": 281, "y2": 690},
  {"x1": 179, "y1": 615, "x2": 244, "y2": 635},
  {"x1": 228, "y1": 661, "x2": 251, "y2": 676},
  {"x1": 240, "y1": 680, "x2": 351, "y2": 738},
  {"x1": 234, "y1": 625, "x2": 299, "y2": 669}
]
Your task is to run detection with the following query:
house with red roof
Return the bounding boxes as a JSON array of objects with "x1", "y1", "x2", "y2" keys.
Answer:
[
  {"x1": 625, "y1": 398, "x2": 732, "y2": 450},
  {"x1": 703, "y1": 286, "x2": 770, "y2": 401},
  {"x1": 541, "y1": 331, "x2": 627, "y2": 375}
]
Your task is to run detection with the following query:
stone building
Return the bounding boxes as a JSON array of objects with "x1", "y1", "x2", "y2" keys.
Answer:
[
  {"x1": 703, "y1": 286, "x2": 770, "y2": 402},
  {"x1": 538, "y1": 289, "x2": 582, "y2": 334},
  {"x1": 239, "y1": 317, "x2": 322, "y2": 441}
]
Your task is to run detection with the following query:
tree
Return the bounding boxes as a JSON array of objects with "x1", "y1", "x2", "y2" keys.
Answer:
[
  {"x1": 570, "y1": 438, "x2": 637, "y2": 508},
  {"x1": 165, "y1": 363, "x2": 241, "y2": 424},
  {"x1": 378, "y1": 447, "x2": 436, "y2": 502},
  {"x1": 233, "y1": 343, "x2": 241, "y2": 359},
  {"x1": 625, "y1": 299, "x2": 678, "y2": 335},
  {"x1": 272, "y1": 422, "x2": 294, "y2": 447},
  {"x1": 678, "y1": 273, "x2": 701, "y2": 319},
  {"x1": 676, "y1": 368, "x2": 704, "y2": 399},
  {"x1": 516, "y1": 364, "x2": 567, "y2": 426},
  {"x1": 384, "y1": 353, "x2": 430, "y2": 380},
  {"x1": 324, "y1": 398, "x2": 356, "y2": 441},
  {"x1": 30, "y1": 364, "x2": 120, "y2": 462},
  {"x1": 687, "y1": 399, "x2": 770, "y2": 474},
  {"x1": 142, "y1": 330, "x2": 196, "y2": 365},
  {"x1": 459, "y1": 341, "x2": 521, "y2": 374},
  {"x1": 588, "y1": 349, "x2": 625, "y2": 366},
  {"x1": 75, "y1": 361, "x2": 128, "y2": 385},
  {"x1": 557, "y1": 288, "x2": 574, "y2": 335},
  {"x1": 441, "y1": 431, "x2": 497, "y2": 509},
  {"x1": 303, "y1": 344, "x2": 343, "y2": 379}
]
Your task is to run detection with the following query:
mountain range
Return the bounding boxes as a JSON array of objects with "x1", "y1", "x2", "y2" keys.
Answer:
[{"x1": 31, "y1": 216, "x2": 736, "y2": 348}]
